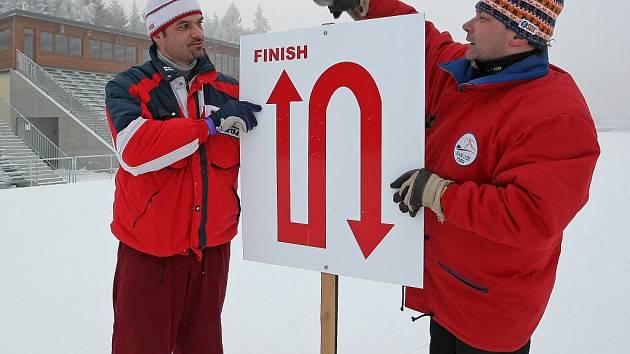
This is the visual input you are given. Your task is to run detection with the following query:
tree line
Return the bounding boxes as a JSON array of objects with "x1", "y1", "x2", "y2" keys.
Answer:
[{"x1": 0, "y1": 0, "x2": 271, "y2": 43}]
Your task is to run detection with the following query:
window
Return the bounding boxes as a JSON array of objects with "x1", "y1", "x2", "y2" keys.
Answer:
[
  {"x1": 142, "y1": 48, "x2": 150, "y2": 62},
  {"x1": 101, "y1": 42, "x2": 112, "y2": 60},
  {"x1": 55, "y1": 34, "x2": 68, "y2": 54},
  {"x1": 229, "y1": 56, "x2": 237, "y2": 76},
  {"x1": 69, "y1": 36, "x2": 82, "y2": 56},
  {"x1": 89, "y1": 39, "x2": 100, "y2": 58},
  {"x1": 40, "y1": 32, "x2": 53, "y2": 52},
  {"x1": 0, "y1": 28, "x2": 10, "y2": 50},
  {"x1": 206, "y1": 50, "x2": 216, "y2": 65},
  {"x1": 23, "y1": 29, "x2": 34, "y2": 59},
  {"x1": 222, "y1": 54, "x2": 229, "y2": 73},
  {"x1": 126, "y1": 46, "x2": 136, "y2": 64},
  {"x1": 114, "y1": 44, "x2": 125, "y2": 62}
]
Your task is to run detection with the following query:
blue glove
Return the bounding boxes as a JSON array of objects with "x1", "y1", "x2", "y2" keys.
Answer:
[{"x1": 206, "y1": 100, "x2": 262, "y2": 135}]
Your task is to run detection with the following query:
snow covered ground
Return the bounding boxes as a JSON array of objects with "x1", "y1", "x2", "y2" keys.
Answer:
[{"x1": 1, "y1": 131, "x2": 628, "y2": 354}]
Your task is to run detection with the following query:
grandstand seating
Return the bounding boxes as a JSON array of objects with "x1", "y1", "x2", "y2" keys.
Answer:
[
  {"x1": 0, "y1": 119, "x2": 66, "y2": 188},
  {"x1": 44, "y1": 67, "x2": 113, "y2": 121}
]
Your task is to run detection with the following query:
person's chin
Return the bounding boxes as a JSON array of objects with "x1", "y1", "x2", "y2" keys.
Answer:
[
  {"x1": 465, "y1": 51, "x2": 475, "y2": 61},
  {"x1": 191, "y1": 48, "x2": 205, "y2": 59}
]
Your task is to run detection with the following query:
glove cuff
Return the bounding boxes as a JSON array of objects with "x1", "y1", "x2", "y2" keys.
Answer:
[
  {"x1": 205, "y1": 115, "x2": 218, "y2": 136},
  {"x1": 422, "y1": 174, "x2": 452, "y2": 223}
]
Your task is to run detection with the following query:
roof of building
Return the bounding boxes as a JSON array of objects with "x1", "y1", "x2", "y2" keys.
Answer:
[{"x1": 0, "y1": 9, "x2": 238, "y2": 49}]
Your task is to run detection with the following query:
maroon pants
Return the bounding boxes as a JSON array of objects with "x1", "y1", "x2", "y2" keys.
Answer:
[{"x1": 112, "y1": 242, "x2": 230, "y2": 354}]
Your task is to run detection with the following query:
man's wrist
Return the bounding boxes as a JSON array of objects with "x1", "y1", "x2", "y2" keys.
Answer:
[{"x1": 206, "y1": 116, "x2": 218, "y2": 135}]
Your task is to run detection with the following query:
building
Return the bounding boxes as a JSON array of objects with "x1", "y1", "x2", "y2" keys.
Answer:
[{"x1": 0, "y1": 9, "x2": 240, "y2": 187}]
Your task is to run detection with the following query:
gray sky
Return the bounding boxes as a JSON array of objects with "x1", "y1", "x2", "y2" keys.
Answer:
[{"x1": 120, "y1": 0, "x2": 629, "y2": 121}]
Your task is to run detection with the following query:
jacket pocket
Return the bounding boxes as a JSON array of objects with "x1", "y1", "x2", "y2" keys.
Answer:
[
  {"x1": 438, "y1": 262, "x2": 489, "y2": 294},
  {"x1": 132, "y1": 190, "x2": 159, "y2": 228}
]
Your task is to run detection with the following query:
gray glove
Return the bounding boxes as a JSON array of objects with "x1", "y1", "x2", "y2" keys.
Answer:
[
  {"x1": 390, "y1": 168, "x2": 452, "y2": 222},
  {"x1": 313, "y1": 0, "x2": 370, "y2": 19}
]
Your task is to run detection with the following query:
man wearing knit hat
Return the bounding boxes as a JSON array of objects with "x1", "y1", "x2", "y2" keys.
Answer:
[
  {"x1": 315, "y1": 0, "x2": 599, "y2": 353},
  {"x1": 105, "y1": 0, "x2": 262, "y2": 353}
]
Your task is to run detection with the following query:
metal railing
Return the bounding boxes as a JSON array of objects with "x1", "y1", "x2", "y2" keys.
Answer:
[
  {"x1": 0, "y1": 154, "x2": 118, "y2": 188},
  {"x1": 73, "y1": 154, "x2": 119, "y2": 182},
  {"x1": 26, "y1": 157, "x2": 74, "y2": 186},
  {"x1": 0, "y1": 98, "x2": 68, "y2": 162},
  {"x1": 14, "y1": 50, "x2": 113, "y2": 148}
]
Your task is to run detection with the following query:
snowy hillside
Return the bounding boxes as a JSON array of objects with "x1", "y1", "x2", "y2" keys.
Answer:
[{"x1": 0, "y1": 131, "x2": 628, "y2": 354}]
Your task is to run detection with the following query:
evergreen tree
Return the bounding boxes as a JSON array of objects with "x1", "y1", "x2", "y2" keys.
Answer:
[
  {"x1": 42, "y1": 0, "x2": 61, "y2": 15},
  {"x1": 252, "y1": 5, "x2": 271, "y2": 34},
  {"x1": 106, "y1": 0, "x2": 128, "y2": 28},
  {"x1": 126, "y1": 0, "x2": 146, "y2": 33},
  {"x1": 91, "y1": 0, "x2": 109, "y2": 26},
  {"x1": 219, "y1": 3, "x2": 243, "y2": 43},
  {"x1": 55, "y1": 0, "x2": 82, "y2": 20},
  {"x1": 1, "y1": 0, "x2": 20, "y2": 13},
  {"x1": 204, "y1": 12, "x2": 220, "y2": 40},
  {"x1": 77, "y1": 0, "x2": 96, "y2": 23},
  {"x1": 26, "y1": 0, "x2": 48, "y2": 12}
]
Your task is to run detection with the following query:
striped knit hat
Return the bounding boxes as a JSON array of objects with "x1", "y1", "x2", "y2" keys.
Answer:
[
  {"x1": 476, "y1": 0, "x2": 564, "y2": 48},
  {"x1": 144, "y1": 0, "x2": 203, "y2": 37}
]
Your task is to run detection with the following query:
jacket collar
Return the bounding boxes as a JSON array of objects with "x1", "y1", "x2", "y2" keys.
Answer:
[
  {"x1": 440, "y1": 53, "x2": 549, "y2": 88},
  {"x1": 149, "y1": 44, "x2": 215, "y2": 82}
]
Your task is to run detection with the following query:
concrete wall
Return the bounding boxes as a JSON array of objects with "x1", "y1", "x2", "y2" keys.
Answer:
[
  {"x1": 9, "y1": 69, "x2": 112, "y2": 158},
  {"x1": 0, "y1": 71, "x2": 11, "y2": 126}
]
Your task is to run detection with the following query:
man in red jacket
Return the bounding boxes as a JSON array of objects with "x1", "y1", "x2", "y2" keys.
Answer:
[
  {"x1": 105, "y1": 0, "x2": 262, "y2": 353},
  {"x1": 315, "y1": 0, "x2": 599, "y2": 353}
]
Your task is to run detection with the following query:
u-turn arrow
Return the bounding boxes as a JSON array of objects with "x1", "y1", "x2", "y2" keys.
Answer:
[{"x1": 268, "y1": 63, "x2": 394, "y2": 258}]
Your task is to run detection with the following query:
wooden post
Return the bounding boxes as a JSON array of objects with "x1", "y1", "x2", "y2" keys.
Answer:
[{"x1": 320, "y1": 273, "x2": 338, "y2": 354}]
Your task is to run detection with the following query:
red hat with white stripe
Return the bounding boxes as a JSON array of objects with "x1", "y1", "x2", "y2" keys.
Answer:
[{"x1": 144, "y1": 0, "x2": 203, "y2": 37}]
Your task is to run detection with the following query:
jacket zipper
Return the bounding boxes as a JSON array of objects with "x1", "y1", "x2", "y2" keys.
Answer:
[
  {"x1": 438, "y1": 262, "x2": 489, "y2": 294},
  {"x1": 198, "y1": 147, "x2": 209, "y2": 249}
]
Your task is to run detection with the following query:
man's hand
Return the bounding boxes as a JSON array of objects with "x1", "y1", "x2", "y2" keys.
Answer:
[
  {"x1": 313, "y1": 0, "x2": 369, "y2": 19},
  {"x1": 390, "y1": 168, "x2": 452, "y2": 221},
  {"x1": 206, "y1": 100, "x2": 262, "y2": 135}
]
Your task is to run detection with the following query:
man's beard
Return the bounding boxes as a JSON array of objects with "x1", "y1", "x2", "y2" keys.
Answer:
[{"x1": 191, "y1": 47, "x2": 206, "y2": 59}]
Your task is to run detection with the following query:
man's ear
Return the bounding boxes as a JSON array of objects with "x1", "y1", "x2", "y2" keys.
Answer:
[
  {"x1": 153, "y1": 31, "x2": 166, "y2": 47},
  {"x1": 509, "y1": 34, "x2": 532, "y2": 49}
]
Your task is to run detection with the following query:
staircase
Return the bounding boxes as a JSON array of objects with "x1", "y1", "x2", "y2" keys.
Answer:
[
  {"x1": 0, "y1": 120, "x2": 67, "y2": 188},
  {"x1": 15, "y1": 50, "x2": 114, "y2": 150}
]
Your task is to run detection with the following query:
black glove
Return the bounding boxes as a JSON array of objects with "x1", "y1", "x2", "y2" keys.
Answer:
[
  {"x1": 313, "y1": 0, "x2": 363, "y2": 19},
  {"x1": 390, "y1": 168, "x2": 452, "y2": 221},
  {"x1": 206, "y1": 100, "x2": 261, "y2": 135}
]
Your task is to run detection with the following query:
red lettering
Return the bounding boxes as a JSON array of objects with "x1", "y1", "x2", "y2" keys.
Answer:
[
  {"x1": 253, "y1": 45, "x2": 309, "y2": 63},
  {"x1": 297, "y1": 45, "x2": 308, "y2": 60},
  {"x1": 286, "y1": 46, "x2": 296, "y2": 61}
]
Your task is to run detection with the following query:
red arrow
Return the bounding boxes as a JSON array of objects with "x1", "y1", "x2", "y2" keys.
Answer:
[
  {"x1": 270, "y1": 64, "x2": 393, "y2": 258},
  {"x1": 268, "y1": 71, "x2": 318, "y2": 247},
  {"x1": 310, "y1": 62, "x2": 394, "y2": 259}
]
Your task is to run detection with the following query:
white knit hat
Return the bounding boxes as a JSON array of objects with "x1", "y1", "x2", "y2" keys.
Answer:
[{"x1": 144, "y1": 0, "x2": 203, "y2": 37}]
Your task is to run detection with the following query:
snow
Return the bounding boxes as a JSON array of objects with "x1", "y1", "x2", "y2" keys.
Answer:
[{"x1": 0, "y1": 131, "x2": 628, "y2": 354}]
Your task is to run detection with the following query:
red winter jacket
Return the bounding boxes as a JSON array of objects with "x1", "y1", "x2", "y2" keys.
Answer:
[
  {"x1": 105, "y1": 45, "x2": 241, "y2": 259},
  {"x1": 365, "y1": 0, "x2": 600, "y2": 351}
]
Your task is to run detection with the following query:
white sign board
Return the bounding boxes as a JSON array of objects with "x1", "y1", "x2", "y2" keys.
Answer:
[{"x1": 239, "y1": 14, "x2": 425, "y2": 287}]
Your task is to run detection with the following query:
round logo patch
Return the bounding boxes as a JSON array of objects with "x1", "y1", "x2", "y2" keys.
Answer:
[{"x1": 454, "y1": 133, "x2": 478, "y2": 166}]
